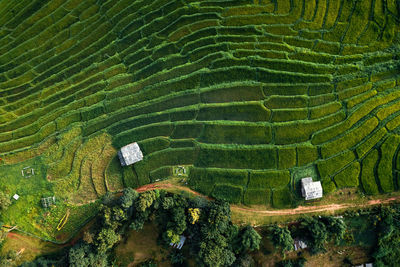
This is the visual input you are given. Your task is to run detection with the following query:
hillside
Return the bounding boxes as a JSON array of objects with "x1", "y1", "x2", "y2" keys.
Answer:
[{"x1": 0, "y1": 0, "x2": 399, "y2": 238}]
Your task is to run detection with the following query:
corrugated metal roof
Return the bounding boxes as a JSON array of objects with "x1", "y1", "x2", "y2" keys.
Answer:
[{"x1": 118, "y1": 142, "x2": 143, "y2": 166}]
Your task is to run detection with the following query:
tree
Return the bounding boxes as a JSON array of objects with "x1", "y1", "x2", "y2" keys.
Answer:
[
  {"x1": 83, "y1": 230, "x2": 94, "y2": 244},
  {"x1": 299, "y1": 217, "x2": 328, "y2": 254},
  {"x1": 188, "y1": 208, "x2": 200, "y2": 224},
  {"x1": 120, "y1": 188, "x2": 139, "y2": 210},
  {"x1": 321, "y1": 216, "x2": 346, "y2": 244},
  {"x1": 136, "y1": 190, "x2": 158, "y2": 212},
  {"x1": 269, "y1": 225, "x2": 294, "y2": 253},
  {"x1": 69, "y1": 243, "x2": 108, "y2": 267},
  {"x1": 373, "y1": 207, "x2": 400, "y2": 266},
  {"x1": 170, "y1": 250, "x2": 184, "y2": 265},
  {"x1": 96, "y1": 228, "x2": 121, "y2": 254},
  {"x1": 239, "y1": 225, "x2": 261, "y2": 252},
  {"x1": 0, "y1": 192, "x2": 11, "y2": 211},
  {"x1": 198, "y1": 237, "x2": 236, "y2": 267}
]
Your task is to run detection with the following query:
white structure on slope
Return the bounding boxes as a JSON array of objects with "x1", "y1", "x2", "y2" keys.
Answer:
[
  {"x1": 301, "y1": 177, "x2": 323, "y2": 200},
  {"x1": 118, "y1": 142, "x2": 144, "y2": 166}
]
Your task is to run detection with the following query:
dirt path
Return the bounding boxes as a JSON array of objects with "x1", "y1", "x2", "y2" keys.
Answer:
[{"x1": 135, "y1": 183, "x2": 400, "y2": 217}]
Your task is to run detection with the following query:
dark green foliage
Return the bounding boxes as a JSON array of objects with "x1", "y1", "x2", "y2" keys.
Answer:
[
  {"x1": 238, "y1": 225, "x2": 261, "y2": 252},
  {"x1": 269, "y1": 225, "x2": 294, "y2": 253},
  {"x1": 373, "y1": 206, "x2": 400, "y2": 266},
  {"x1": 69, "y1": 243, "x2": 108, "y2": 267},
  {"x1": 120, "y1": 188, "x2": 139, "y2": 210},
  {"x1": 277, "y1": 258, "x2": 307, "y2": 267},
  {"x1": 298, "y1": 216, "x2": 347, "y2": 254}
]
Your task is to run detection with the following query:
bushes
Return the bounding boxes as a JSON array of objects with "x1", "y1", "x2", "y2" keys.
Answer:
[
  {"x1": 211, "y1": 184, "x2": 243, "y2": 204},
  {"x1": 195, "y1": 145, "x2": 277, "y2": 169},
  {"x1": 199, "y1": 122, "x2": 272, "y2": 145},
  {"x1": 361, "y1": 150, "x2": 380, "y2": 195}
]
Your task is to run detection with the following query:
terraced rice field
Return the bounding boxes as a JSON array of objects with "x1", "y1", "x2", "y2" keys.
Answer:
[{"x1": 0, "y1": 0, "x2": 399, "y2": 214}]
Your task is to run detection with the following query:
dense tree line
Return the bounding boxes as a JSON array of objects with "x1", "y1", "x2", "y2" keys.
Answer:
[
  {"x1": 270, "y1": 216, "x2": 347, "y2": 255},
  {"x1": 372, "y1": 205, "x2": 400, "y2": 267},
  {"x1": 19, "y1": 188, "x2": 261, "y2": 266}
]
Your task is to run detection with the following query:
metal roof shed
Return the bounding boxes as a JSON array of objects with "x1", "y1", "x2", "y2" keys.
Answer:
[
  {"x1": 118, "y1": 142, "x2": 144, "y2": 166},
  {"x1": 301, "y1": 177, "x2": 323, "y2": 200}
]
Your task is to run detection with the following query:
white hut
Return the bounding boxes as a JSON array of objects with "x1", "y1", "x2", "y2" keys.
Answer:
[
  {"x1": 118, "y1": 142, "x2": 143, "y2": 166},
  {"x1": 301, "y1": 177, "x2": 323, "y2": 200}
]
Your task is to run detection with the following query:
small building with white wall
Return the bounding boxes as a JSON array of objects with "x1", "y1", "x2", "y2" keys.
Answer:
[
  {"x1": 301, "y1": 177, "x2": 323, "y2": 200},
  {"x1": 118, "y1": 142, "x2": 143, "y2": 166}
]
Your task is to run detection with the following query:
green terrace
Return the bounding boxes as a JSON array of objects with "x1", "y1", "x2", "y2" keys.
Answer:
[{"x1": 0, "y1": 0, "x2": 399, "y2": 239}]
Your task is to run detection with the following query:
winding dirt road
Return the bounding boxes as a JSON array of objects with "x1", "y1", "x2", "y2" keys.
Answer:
[{"x1": 135, "y1": 183, "x2": 400, "y2": 217}]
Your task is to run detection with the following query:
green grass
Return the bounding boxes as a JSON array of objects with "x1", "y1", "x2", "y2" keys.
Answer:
[
  {"x1": 0, "y1": 0, "x2": 399, "y2": 220},
  {"x1": 212, "y1": 183, "x2": 243, "y2": 204}
]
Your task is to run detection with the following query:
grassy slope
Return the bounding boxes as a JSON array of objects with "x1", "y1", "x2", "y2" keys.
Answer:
[{"x1": 0, "y1": 0, "x2": 399, "y2": 240}]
